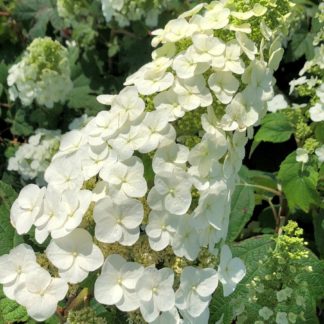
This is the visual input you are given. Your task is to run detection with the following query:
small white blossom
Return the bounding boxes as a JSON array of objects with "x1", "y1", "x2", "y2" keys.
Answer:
[
  {"x1": 10, "y1": 184, "x2": 45, "y2": 235},
  {"x1": 95, "y1": 254, "x2": 144, "y2": 311},
  {"x1": 136, "y1": 267, "x2": 175, "y2": 322},
  {"x1": 296, "y1": 148, "x2": 309, "y2": 164},
  {"x1": 218, "y1": 245, "x2": 246, "y2": 297},
  {"x1": 0, "y1": 244, "x2": 40, "y2": 300},
  {"x1": 173, "y1": 75, "x2": 212, "y2": 111},
  {"x1": 94, "y1": 196, "x2": 143, "y2": 245},
  {"x1": 15, "y1": 267, "x2": 68, "y2": 321},
  {"x1": 175, "y1": 266, "x2": 218, "y2": 318},
  {"x1": 309, "y1": 103, "x2": 324, "y2": 122},
  {"x1": 46, "y1": 228, "x2": 104, "y2": 284}
]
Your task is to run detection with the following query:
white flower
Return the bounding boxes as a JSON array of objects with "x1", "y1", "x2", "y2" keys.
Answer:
[
  {"x1": 235, "y1": 32, "x2": 257, "y2": 60},
  {"x1": 14, "y1": 267, "x2": 68, "y2": 321},
  {"x1": 109, "y1": 124, "x2": 150, "y2": 160},
  {"x1": 0, "y1": 244, "x2": 40, "y2": 299},
  {"x1": 128, "y1": 59, "x2": 174, "y2": 96},
  {"x1": 50, "y1": 189, "x2": 92, "y2": 239},
  {"x1": 219, "y1": 40, "x2": 245, "y2": 74},
  {"x1": 93, "y1": 196, "x2": 143, "y2": 245},
  {"x1": 10, "y1": 184, "x2": 45, "y2": 235},
  {"x1": 44, "y1": 156, "x2": 84, "y2": 192},
  {"x1": 309, "y1": 103, "x2": 324, "y2": 122},
  {"x1": 218, "y1": 245, "x2": 246, "y2": 297},
  {"x1": 7, "y1": 38, "x2": 72, "y2": 108},
  {"x1": 136, "y1": 267, "x2": 175, "y2": 322},
  {"x1": 7, "y1": 129, "x2": 60, "y2": 184},
  {"x1": 296, "y1": 148, "x2": 309, "y2": 164},
  {"x1": 208, "y1": 71, "x2": 240, "y2": 104},
  {"x1": 188, "y1": 132, "x2": 227, "y2": 177},
  {"x1": 242, "y1": 61, "x2": 274, "y2": 102},
  {"x1": 276, "y1": 312, "x2": 288, "y2": 324},
  {"x1": 171, "y1": 214, "x2": 200, "y2": 261},
  {"x1": 221, "y1": 93, "x2": 259, "y2": 131},
  {"x1": 152, "y1": 143, "x2": 189, "y2": 175},
  {"x1": 154, "y1": 90, "x2": 185, "y2": 121},
  {"x1": 146, "y1": 210, "x2": 178, "y2": 251},
  {"x1": 267, "y1": 94, "x2": 288, "y2": 113},
  {"x1": 100, "y1": 157, "x2": 147, "y2": 198},
  {"x1": 138, "y1": 110, "x2": 173, "y2": 153},
  {"x1": 173, "y1": 75, "x2": 212, "y2": 111},
  {"x1": 33, "y1": 187, "x2": 64, "y2": 243},
  {"x1": 315, "y1": 145, "x2": 324, "y2": 163},
  {"x1": 56, "y1": 129, "x2": 86, "y2": 158},
  {"x1": 46, "y1": 228, "x2": 104, "y2": 284},
  {"x1": 193, "y1": 182, "x2": 230, "y2": 230},
  {"x1": 259, "y1": 307, "x2": 274, "y2": 320},
  {"x1": 81, "y1": 143, "x2": 112, "y2": 180},
  {"x1": 191, "y1": 33, "x2": 225, "y2": 62},
  {"x1": 204, "y1": 3, "x2": 230, "y2": 30},
  {"x1": 87, "y1": 110, "x2": 126, "y2": 146},
  {"x1": 175, "y1": 266, "x2": 218, "y2": 318},
  {"x1": 110, "y1": 86, "x2": 145, "y2": 122},
  {"x1": 172, "y1": 47, "x2": 209, "y2": 79},
  {"x1": 152, "y1": 18, "x2": 197, "y2": 46},
  {"x1": 95, "y1": 254, "x2": 144, "y2": 311},
  {"x1": 148, "y1": 171, "x2": 192, "y2": 215}
]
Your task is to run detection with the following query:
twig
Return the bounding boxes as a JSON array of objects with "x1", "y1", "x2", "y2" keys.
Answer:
[{"x1": 0, "y1": 11, "x2": 10, "y2": 17}]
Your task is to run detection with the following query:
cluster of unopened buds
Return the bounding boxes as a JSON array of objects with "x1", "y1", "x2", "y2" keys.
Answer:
[{"x1": 0, "y1": 0, "x2": 292, "y2": 322}]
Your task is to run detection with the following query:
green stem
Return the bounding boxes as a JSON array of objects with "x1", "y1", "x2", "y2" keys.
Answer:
[
  {"x1": 237, "y1": 182, "x2": 282, "y2": 196},
  {"x1": 64, "y1": 288, "x2": 90, "y2": 316}
]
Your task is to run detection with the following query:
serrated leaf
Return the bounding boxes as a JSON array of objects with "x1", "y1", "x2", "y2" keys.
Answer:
[
  {"x1": 278, "y1": 152, "x2": 320, "y2": 212},
  {"x1": 0, "y1": 287, "x2": 29, "y2": 324},
  {"x1": 0, "y1": 181, "x2": 23, "y2": 255},
  {"x1": 227, "y1": 183, "x2": 255, "y2": 241},
  {"x1": 254, "y1": 112, "x2": 294, "y2": 144},
  {"x1": 14, "y1": 0, "x2": 63, "y2": 38},
  {"x1": 67, "y1": 71, "x2": 102, "y2": 114}
]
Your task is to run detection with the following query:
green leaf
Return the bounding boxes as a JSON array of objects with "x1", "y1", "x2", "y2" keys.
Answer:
[
  {"x1": 314, "y1": 122, "x2": 324, "y2": 143},
  {"x1": 0, "y1": 286, "x2": 29, "y2": 324},
  {"x1": 210, "y1": 235, "x2": 322, "y2": 323},
  {"x1": 10, "y1": 108, "x2": 34, "y2": 136},
  {"x1": 254, "y1": 112, "x2": 294, "y2": 144},
  {"x1": 295, "y1": 251, "x2": 324, "y2": 301},
  {"x1": 227, "y1": 183, "x2": 255, "y2": 241},
  {"x1": 0, "y1": 61, "x2": 8, "y2": 85},
  {"x1": 210, "y1": 235, "x2": 274, "y2": 323},
  {"x1": 14, "y1": 0, "x2": 63, "y2": 39},
  {"x1": 67, "y1": 68, "x2": 102, "y2": 114},
  {"x1": 278, "y1": 152, "x2": 320, "y2": 212},
  {"x1": 0, "y1": 181, "x2": 23, "y2": 255}
]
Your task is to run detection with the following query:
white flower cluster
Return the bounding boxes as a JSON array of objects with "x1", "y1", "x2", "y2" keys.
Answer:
[
  {"x1": 7, "y1": 37, "x2": 73, "y2": 108},
  {"x1": 289, "y1": 44, "x2": 324, "y2": 123},
  {"x1": 3, "y1": 1, "x2": 290, "y2": 322},
  {"x1": 7, "y1": 115, "x2": 91, "y2": 185},
  {"x1": 7, "y1": 129, "x2": 61, "y2": 185},
  {"x1": 100, "y1": 0, "x2": 182, "y2": 27}
]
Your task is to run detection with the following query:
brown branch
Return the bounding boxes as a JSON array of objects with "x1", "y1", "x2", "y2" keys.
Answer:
[{"x1": 0, "y1": 11, "x2": 10, "y2": 17}]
